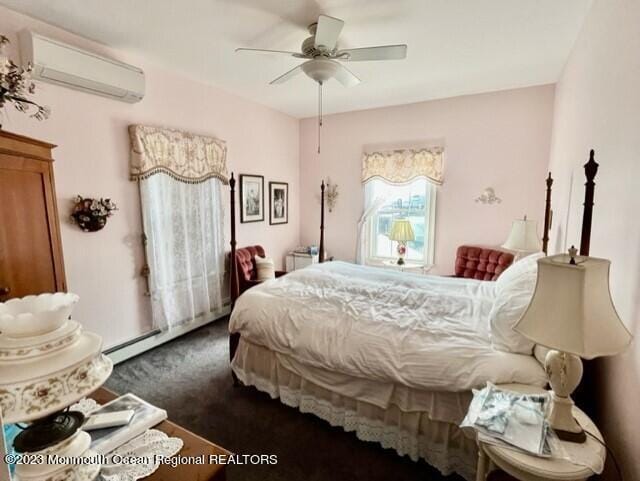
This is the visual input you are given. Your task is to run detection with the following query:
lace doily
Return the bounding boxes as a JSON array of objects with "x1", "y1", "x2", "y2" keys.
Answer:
[
  {"x1": 100, "y1": 430, "x2": 183, "y2": 481},
  {"x1": 70, "y1": 398, "x2": 183, "y2": 481}
]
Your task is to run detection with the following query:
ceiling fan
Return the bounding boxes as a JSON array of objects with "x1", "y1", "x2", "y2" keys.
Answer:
[{"x1": 236, "y1": 14, "x2": 408, "y2": 152}]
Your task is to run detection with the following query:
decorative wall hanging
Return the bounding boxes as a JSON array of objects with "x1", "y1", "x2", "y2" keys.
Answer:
[
  {"x1": 475, "y1": 187, "x2": 502, "y2": 204},
  {"x1": 0, "y1": 35, "x2": 50, "y2": 128},
  {"x1": 325, "y1": 178, "x2": 339, "y2": 212},
  {"x1": 240, "y1": 174, "x2": 265, "y2": 223},
  {"x1": 70, "y1": 195, "x2": 117, "y2": 232},
  {"x1": 361, "y1": 147, "x2": 444, "y2": 184},
  {"x1": 269, "y1": 181, "x2": 288, "y2": 225}
]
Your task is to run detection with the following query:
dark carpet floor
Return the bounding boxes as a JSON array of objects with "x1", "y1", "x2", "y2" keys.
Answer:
[{"x1": 106, "y1": 318, "x2": 464, "y2": 481}]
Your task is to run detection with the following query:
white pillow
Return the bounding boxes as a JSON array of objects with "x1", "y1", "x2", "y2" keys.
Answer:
[
  {"x1": 255, "y1": 256, "x2": 276, "y2": 281},
  {"x1": 489, "y1": 252, "x2": 544, "y2": 354}
]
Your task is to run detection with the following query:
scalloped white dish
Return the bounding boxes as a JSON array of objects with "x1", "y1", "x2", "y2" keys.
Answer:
[
  {"x1": 0, "y1": 292, "x2": 79, "y2": 338},
  {"x1": 0, "y1": 331, "x2": 113, "y2": 423},
  {"x1": 0, "y1": 320, "x2": 81, "y2": 361}
]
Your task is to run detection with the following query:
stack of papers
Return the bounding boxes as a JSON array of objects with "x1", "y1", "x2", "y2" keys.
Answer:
[{"x1": 461, "y1": 384, "x2": 552, "y2": 457}]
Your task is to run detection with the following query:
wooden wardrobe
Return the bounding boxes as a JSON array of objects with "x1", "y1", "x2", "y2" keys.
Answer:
[{"x1": 0, "y1": 130, "x2": 66, "y2": 300}]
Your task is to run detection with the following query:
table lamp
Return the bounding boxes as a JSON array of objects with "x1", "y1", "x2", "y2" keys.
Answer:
[
  {"x1": 0, "y1": 293, "x2": 113, "y2": 480},
  {"x1": 502, "y1": 215, "x2": 541, "y2": 256},
  {"x1": 514, "y1": 247, "x2": 633, "y2": 443},
  {"x1": 388, "y1": 219, "x2": 415, "y2": 265}
]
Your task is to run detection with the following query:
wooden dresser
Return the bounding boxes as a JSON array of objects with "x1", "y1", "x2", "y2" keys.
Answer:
[{"x1": 0, "y1": 130, "x2": 66, "y2": 300}]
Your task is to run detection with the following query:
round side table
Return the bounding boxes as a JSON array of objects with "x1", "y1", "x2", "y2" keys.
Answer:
[{"x1": 476, "y1": 384, "x2": 605, "y2": 481}]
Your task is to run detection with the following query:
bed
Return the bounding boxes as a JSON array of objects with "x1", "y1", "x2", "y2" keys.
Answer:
[{"x1": 226, "y1": 151, "x2": 599, "y2": 480}]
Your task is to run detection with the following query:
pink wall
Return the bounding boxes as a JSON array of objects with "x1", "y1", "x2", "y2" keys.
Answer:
[
  {"x1": 548, "y1": 0, "x2": 640, "y2": 478},
  {"x1": 0, "y1": 6, "x2": 300, "y2": 349},
  {"x1": 299, "y1": 86, "x2": 555, "y2": 274}
]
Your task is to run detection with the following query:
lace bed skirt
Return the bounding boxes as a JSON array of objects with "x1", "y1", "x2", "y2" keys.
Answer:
[{"x1": 232, "y1": 339, "x2": 478, "y2": 481}]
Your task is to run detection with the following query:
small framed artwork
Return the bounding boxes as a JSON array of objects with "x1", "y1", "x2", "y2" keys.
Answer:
[
  {"x1": 240, "y1": 174, "x2": 264, "y2": 223},
  {"x1": 269, "y1": 181, "x2": 288, "y2": 225}
]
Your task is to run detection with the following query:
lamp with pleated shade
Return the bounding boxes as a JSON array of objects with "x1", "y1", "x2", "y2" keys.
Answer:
[
  {"x1": 388, "y1": 219, "x2": 415, "y2": 265},
  {"x1": 515, "y1": 247, "x2": 633, "y2": 443}
]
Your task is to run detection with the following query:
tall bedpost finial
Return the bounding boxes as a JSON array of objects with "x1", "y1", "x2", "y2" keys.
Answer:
[
  {"x1": 542, "y1": 172, "x2": 554, "y2": 255},
  {"x1": 319, "y1": 180, "x2": 325, "y2": 263},
  {"x1": 580, "y1": 150, "x2": 599, "y2": 256}
]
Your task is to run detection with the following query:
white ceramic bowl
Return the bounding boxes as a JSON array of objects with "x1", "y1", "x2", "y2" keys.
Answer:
[{"x1": 0, "y1": 292, "x2": 79, "y2": 338}]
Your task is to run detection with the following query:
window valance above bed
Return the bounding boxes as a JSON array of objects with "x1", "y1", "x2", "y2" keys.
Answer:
[
  {"x1": 129, "y1": 124, "x2": 228, "y2": 184},
  {"x1": 361, "y1": 147, "x2": 444, "y2": 185}
]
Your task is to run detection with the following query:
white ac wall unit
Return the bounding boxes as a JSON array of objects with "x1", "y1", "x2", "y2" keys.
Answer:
[{"x1": 19, "y1": 30, "x2": 145, "y2": 103}]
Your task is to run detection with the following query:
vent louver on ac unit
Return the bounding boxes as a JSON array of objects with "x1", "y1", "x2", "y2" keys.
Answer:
[{"x1": 19, "y1": 30, "x2": 145, "y2": 103}]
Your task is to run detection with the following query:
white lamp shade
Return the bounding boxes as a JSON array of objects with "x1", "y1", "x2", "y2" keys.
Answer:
[
  {"x1": 502, "y1": 218, "x2": 541, "y2": 252},
  {"x1": 388, "y1": 219, "x2": 415, "y2": 242},
  {"x1": 514, "y1": 254, "x2": 632, "y2": 359}
]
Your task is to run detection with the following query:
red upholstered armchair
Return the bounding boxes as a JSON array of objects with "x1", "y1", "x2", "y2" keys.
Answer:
[
  {"x1": 229, "y1": 245, "x2": 286, "y2": 299},
  {"x1": 453, "y1": 245, "x2": 514, "y2": 281}
]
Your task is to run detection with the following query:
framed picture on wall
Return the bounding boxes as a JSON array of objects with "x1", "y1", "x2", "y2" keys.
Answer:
[
  {"x1": 240, "y1": 174, "x2": 264, "y2": 223},
  {"x1": 269, "y1": 182, "x2": 288, "y2": 225}
]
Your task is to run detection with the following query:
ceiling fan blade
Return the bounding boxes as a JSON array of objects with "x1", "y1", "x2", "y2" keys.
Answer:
[
  {"x1": 314, "y1": 14, "x2": 344, "y2": 51},
  {"x1": 270, "y1": 64, "x2": 304, "y2": 85},
  {"x1": 236, "y1": 48, "x2": 306, "y2": 58},
  {"x1": 333, "y1": 64, "x2": 360, "y2": 87},
  {"x1": 336, "y1": 44, "x2": 407, "y2": 62}
]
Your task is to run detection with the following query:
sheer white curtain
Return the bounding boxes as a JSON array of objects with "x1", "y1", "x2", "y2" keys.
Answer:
[
  {"x1": 356, "y1": 180, "x2": 388, "y2": 265},
  {"x1": 139, "y1": 174, "x2": 225, "y2": 330},
  {"x1": 130, "y1": 125, "x2": 228, "y2": 331}
]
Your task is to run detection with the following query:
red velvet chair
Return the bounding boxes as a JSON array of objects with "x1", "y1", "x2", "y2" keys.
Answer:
[
  {"x1": 229, "y1": 245, "x2": 286, "y2": 299},
  {"x1": 453, "y1": 245, "x2": 514, "y2": 281}
]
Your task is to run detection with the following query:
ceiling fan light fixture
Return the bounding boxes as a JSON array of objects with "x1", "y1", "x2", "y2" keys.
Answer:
[{"x1": 302, "y1": 58, "x2": 340, "y2": 84}]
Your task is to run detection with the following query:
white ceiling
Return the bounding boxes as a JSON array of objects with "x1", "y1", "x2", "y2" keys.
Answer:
[{"x1": 0, "y1": 0, "x2": 593, "y2": 118}]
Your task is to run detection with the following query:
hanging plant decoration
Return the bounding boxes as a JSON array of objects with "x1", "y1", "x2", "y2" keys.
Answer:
[
  {"x1": 70, "y1": 196, "x2": 117, "y2": 232},
  {"x1": 0, "y1": 35, "x2": 50, "y2": 127}
]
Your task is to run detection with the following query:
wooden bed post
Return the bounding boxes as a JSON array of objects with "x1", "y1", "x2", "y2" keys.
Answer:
[
  {"x1": 319, "y1": 180, "x2": 325, "y2": 263},
  {"x1": 229, "y1": 172, "x2": 238, "y2": 307},
  {"x1": 575, "y1": 150, "x2": 600, "y2": 415},
  {"x1": 580, "y1": 150, "x2": 598, "y2": 256},
  {"x1": 542, "y1": 172, "x2": 553, "y2": 255},
  {"x1": 229, "y1": 172, "x2": 240, "y2": 385}
]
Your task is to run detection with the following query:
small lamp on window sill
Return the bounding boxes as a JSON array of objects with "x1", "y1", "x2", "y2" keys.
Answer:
[
  {"x1": 514, "y1": 247, "x2": 632, "y2": 443},
  {"x1": 388, "y1": 219, "x2": 415, "y2": 265}
]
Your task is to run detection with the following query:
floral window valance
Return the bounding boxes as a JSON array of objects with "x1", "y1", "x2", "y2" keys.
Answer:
[
  {"x1": 361, "y1": 146, "x2": 444, "y2": 185},
  {"x1": 129, "y1": 124, "x2": 228, "y2": 184}
]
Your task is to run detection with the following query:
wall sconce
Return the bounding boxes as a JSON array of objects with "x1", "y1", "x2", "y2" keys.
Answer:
[
  {"x1": 475, "y1": 187, "x2": 501, "y2": 204},
  {"x1": 325, "y1": 178, "x2": 339, "y2": 212}
]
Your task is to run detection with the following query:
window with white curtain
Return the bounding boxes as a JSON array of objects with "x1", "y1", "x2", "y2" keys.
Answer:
[
  {"x1": 139, "y1": 175, "x2": 225, "y2": 330},
  {"x1": 365, "y1": 178, "x2": 437, "y2": 265},
  {"x1": 356, "y1": 146, "x2": 443, "y2": 266},
  {"x1": 129, "y1": 125, "x2": 228, "y2": 331}
]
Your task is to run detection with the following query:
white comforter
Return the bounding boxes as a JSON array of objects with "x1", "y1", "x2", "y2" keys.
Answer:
[{"x1": 229, "y1": 261, "x2": 546, "y2": 392}]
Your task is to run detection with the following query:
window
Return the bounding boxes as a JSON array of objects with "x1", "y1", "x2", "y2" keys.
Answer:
[{"x1": 367, "y1": 178, "x2": 436, "y2": 265}]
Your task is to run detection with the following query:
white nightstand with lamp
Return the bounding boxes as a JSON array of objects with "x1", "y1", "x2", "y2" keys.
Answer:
[
  {"x1": 475, "y1": 247, "x2": 632, "y2": 481},
  {"x1": 475, "y1": 384, "x2": 605, "y2": 481}
]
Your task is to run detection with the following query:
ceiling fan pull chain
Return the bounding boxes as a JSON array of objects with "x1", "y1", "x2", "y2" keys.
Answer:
[{"x1": 318, "y1": 81, "x2": 323, "y2": 154}]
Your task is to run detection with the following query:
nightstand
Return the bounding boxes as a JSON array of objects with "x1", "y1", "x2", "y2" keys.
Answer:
[{"x1": 476, "y1": 383, "x2": 605, "y2": 481}]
